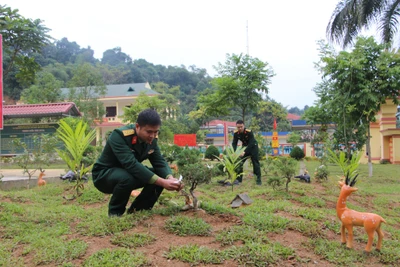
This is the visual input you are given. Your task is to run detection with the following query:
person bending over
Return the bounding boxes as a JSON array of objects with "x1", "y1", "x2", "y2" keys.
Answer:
[{"x1": 92, "y1": 109, "x2": 183, "y2": 217}]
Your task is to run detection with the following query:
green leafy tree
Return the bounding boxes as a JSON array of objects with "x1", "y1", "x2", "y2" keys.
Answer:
[
  {"x1": 268, "y1": 157, "x2": 298, "y2": 192},
  {"x1": 254, "y1": 100, "x2": 290, "y2": 132},
  {"x1": 97, "y1": 63, "x2": 131, "y2": 85},
  {"x1": 66, "y1": 63, "x2": 107, "y2": 123},
  {"x1": 176, "y1": 147, "x2": 210, "y2": 210},
  {"x1": 327, "y1": 0, "x2": 400, "y2": 47},
  {"x1": 101, "y1": 47, "x2": 132, "y2": 66},
  {"x1": 11, "y1": 134, "x2": 59, "y2": 188},
  {"x1": 315, "y1": 37, "x2": 400, "y2": 176},
  {"x1": 0, "y1": 5, "x2": 52, "y2": 98},
  {"x1": 159, "y1": 144, "x2": 183, "y2": 163},
  {"x1": 198, "y1": 53, "x2": 275, "y2": 123},
  {"x1": 20, "y1": 71, "x2": 63, "y2": 103},
  {"x1": 287, "y1": 132, "x2": 301, "y2": 147},
  {"x1": 290, "y1": 146, "x2": 305, "y2": 160},
  {"x1": 179, "y1": 162, "x2": 214, "y2": 210},
  {"x1": 55, "y1": 119, "x2": 96, "y2": 198},
  {"x1": 151, "y1": 82, "x2": 180, "y2": 119},
  {"x1": 122, "y1": 92, "x2": 167, "y2": 123}
]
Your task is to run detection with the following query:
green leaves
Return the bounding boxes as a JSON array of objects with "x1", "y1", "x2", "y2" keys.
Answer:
[
  {"x1": 327, "y1": 148, "x2": 362, "y2": 177},
  {"x1": 0, "y1": 4, "x2": 52, "y2": 82},
  {"x1": 56, "y1": 118, "x2": 96, "y2": 197},
  {"x1": 196, "y1": 53, "x2": 275, "y2": 123},
  {"x1": 218, "y1": 146, "x2": 246, "y2": 190}
]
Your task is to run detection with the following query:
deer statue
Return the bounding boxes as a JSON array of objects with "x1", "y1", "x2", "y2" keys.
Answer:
[
  {"x1": 37, "y1": 169, "x2": 47, "y2": 186},
  {"x1": 337, "y1": 173, "x2": 386, "y2": 253}
]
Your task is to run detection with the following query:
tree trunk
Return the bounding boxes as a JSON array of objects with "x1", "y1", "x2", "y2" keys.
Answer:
[
  {"x1": 286, "y1": 177, "x2": 291, "y2": 192},
  {"x1": 190, "y1": 189, "x2": 198, "y2": 210},
  {"x1": 367, "y1": 125, "x2": 373, "y2": 177}
]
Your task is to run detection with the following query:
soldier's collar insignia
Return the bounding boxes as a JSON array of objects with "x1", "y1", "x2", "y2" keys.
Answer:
[
  {"x1": 123, "y1": 129, "x2": 135, "y2": 136},
  {"x1": 132, "y1": 136, "x2": 137, "y2": 144},
  {"x1": 148, "y1": 149, "x2": 154, "y2": 154}
]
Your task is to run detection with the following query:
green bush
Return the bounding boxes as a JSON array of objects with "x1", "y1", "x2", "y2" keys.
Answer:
[
  {"x1": 379, "y1": 159, "x2": 391, "y2": 164},
  {"x1": 290, "y1": 146, "x2": 305, "y2": 160},
  {"x1": 314, "y1": 165, "x2": 329, "y2": 181},
  {"x1": 205, "y1": 145, "x2": 220, "y2": 161},
  {"x1": 176, "y1": 147, "x2": 201, "y2": 168},
  {"x1": 160, "y1": 144, "x2": 183, "y2": 163}
]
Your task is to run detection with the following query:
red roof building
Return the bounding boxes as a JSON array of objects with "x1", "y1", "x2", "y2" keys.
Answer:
[
  {"x1": 286, "y1": 113, "x2": 301, "y2": 121},
  {"x1": 3, "y1": 102, "x2": 81, "y2": 119}
]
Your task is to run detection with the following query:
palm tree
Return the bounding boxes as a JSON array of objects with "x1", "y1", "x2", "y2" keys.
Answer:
[{"x1": 327, "y1": 0, "x2": 400, "y2": 48}]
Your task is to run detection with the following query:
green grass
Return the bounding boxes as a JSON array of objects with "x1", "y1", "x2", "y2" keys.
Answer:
[
  {"x1": 166, "y1": 244, "x2": 226, "y2": 265},
  {"x1": 83, "y1": 248, "x2": 150, "y2": 266},
  {"x1": 165, "y1": 215, "x2": 212, "y2": 236},
  {"x1": 111, "y1": 232, "x2": 156, "y2": 248},
  {"x1": 0, "y1": 162, "x2": 399, "y2": 266}
]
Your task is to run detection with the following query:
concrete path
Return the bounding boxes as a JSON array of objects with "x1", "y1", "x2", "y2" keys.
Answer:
[
  {"x1": 0, "y1": 169, "x2": 66, "y2": 181},
  {"x1": 0, "y1": 169, "x2": 67, "y2": 190}
]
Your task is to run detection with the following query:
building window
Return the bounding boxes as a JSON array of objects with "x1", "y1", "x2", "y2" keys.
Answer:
[{"x1": 106, "y1": 106, "x2": 117, "y2": 117}]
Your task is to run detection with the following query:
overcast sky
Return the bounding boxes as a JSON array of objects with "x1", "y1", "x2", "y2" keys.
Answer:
[{"x1": 5, "y1": 0, "x2": 344, "y2": 109}]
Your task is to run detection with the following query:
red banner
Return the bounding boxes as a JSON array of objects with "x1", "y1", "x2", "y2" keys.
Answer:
[
  {"x1": 0, "y1": 34, "x2": 3, "y2": 130},
  {"x1": 174, "y1": 134, "x2": 196, "y2": 147}
]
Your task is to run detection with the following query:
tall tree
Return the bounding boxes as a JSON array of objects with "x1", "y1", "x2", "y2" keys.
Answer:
[
  {"x1": 0, "y1": 5, "x2": 52, "y2": 98},
  {"x1": 210, "y1": 53, "x2": 275, "y2": 123},
  {"x1": 327, "y1": 0, "x2": 400, "y2": 48},
  {"x1": 315, "y1": 37, "x2": 400, "y2": 176},
  {"x1": 254, "y1": 100, "x2": 290, "y2": 132},
  {"x1": 122, "y1": 92, "x2": 167, "y2": 123},
  {"x1": 66, "y1": 63, "x2": 107, "y2": 123},
  {"x1": 20, "y1": 71, "x2": 63, "y2": 103},
  {"x1": 101, "y1": 47, "x2": 132, "y2": 66}
]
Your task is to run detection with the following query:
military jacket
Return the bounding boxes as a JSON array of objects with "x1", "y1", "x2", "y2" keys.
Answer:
[
  {"x1": 232, "y1": 128, "x2": 258, "y2": 157},
  {"x1": 92, "y1": 124, "x2": 171, "y2": 184}
]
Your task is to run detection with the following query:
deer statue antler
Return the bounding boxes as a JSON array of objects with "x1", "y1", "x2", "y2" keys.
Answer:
[{"x1": 337, "y1": 173, "x2": 386, "y2": 253}]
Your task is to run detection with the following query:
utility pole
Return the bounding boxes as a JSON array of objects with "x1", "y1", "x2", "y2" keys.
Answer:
[{"x1": 246, "y1": 20, "x2": 250, "y2": 55}]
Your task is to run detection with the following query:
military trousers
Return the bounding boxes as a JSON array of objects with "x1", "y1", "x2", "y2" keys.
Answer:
[
  {"x1": 236, "y1": 154, "x2": 261, "y2": 184},
  {"x1": 93, "y1": 167, "x2": 163, "y2": 216}
]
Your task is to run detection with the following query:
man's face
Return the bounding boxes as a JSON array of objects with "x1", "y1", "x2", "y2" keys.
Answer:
[
  {"x1": 236, "y1": 123, "x2": 245, "y2": 133},
  {"x1": 136, "y1": 123, "x2": 160, "y2": 144}
]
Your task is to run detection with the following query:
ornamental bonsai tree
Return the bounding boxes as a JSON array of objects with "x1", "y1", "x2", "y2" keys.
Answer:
[{"x1": 176, "y1": 147, "x2": 214, "y2": 210}]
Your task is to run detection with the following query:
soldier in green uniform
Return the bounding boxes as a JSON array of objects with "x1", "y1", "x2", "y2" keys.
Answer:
[
  {"x1": 92, "y1": 109, "x2": 183, "y2": 217},
  {"x1": 232, "y1": 120, "x2": 262, "y2": 185}
]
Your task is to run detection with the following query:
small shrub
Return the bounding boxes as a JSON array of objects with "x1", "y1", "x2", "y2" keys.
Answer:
[
  {"x1": 314, "y1": 165, "x2": 329, "y2": 181},
  {"x1": 204, "y1": 145, "x2": 220, "y2": 161},
  {"x1": 290, "y1": 146, "x2": 305, "y2": 160},
  {"x1": 160, "y1": 144, "x2": 183, "y2": 163},
  {"x1": 379, "y1": 159, "x2": 391, "y2": 164},
  {"x1": 176, "y1": 147, "x2": 201, "y2": 167}
]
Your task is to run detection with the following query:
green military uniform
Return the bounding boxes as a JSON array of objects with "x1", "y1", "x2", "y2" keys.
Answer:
[
  {"x1": 92, "y1": 124, "x2": 172, "y2": 216},
  {"x1": 232, "y1": 128, "x2": 261, "y2": 185}
]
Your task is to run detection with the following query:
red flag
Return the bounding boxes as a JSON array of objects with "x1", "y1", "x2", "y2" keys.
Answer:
[{"x1": 273, "y1": 118, "x2": 277, "y2": 131}]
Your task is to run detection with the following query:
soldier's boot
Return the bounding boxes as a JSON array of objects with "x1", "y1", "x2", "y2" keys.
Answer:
[
  {"x1": 127, "y1": 184, "x2": 164, "y2": 213},
  {"x1": 256, "y1": 176, "x2": 262, "y2": 186}
]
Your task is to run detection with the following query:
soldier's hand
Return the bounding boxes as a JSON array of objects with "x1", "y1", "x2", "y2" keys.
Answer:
[{"x1": 156, "y1": 177, "x2": 183, "y2": 191}]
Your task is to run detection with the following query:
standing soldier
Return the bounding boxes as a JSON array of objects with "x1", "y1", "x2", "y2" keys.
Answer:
[{"x1": 232, "y1": 120, "x2": 262, "y2": 185}]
